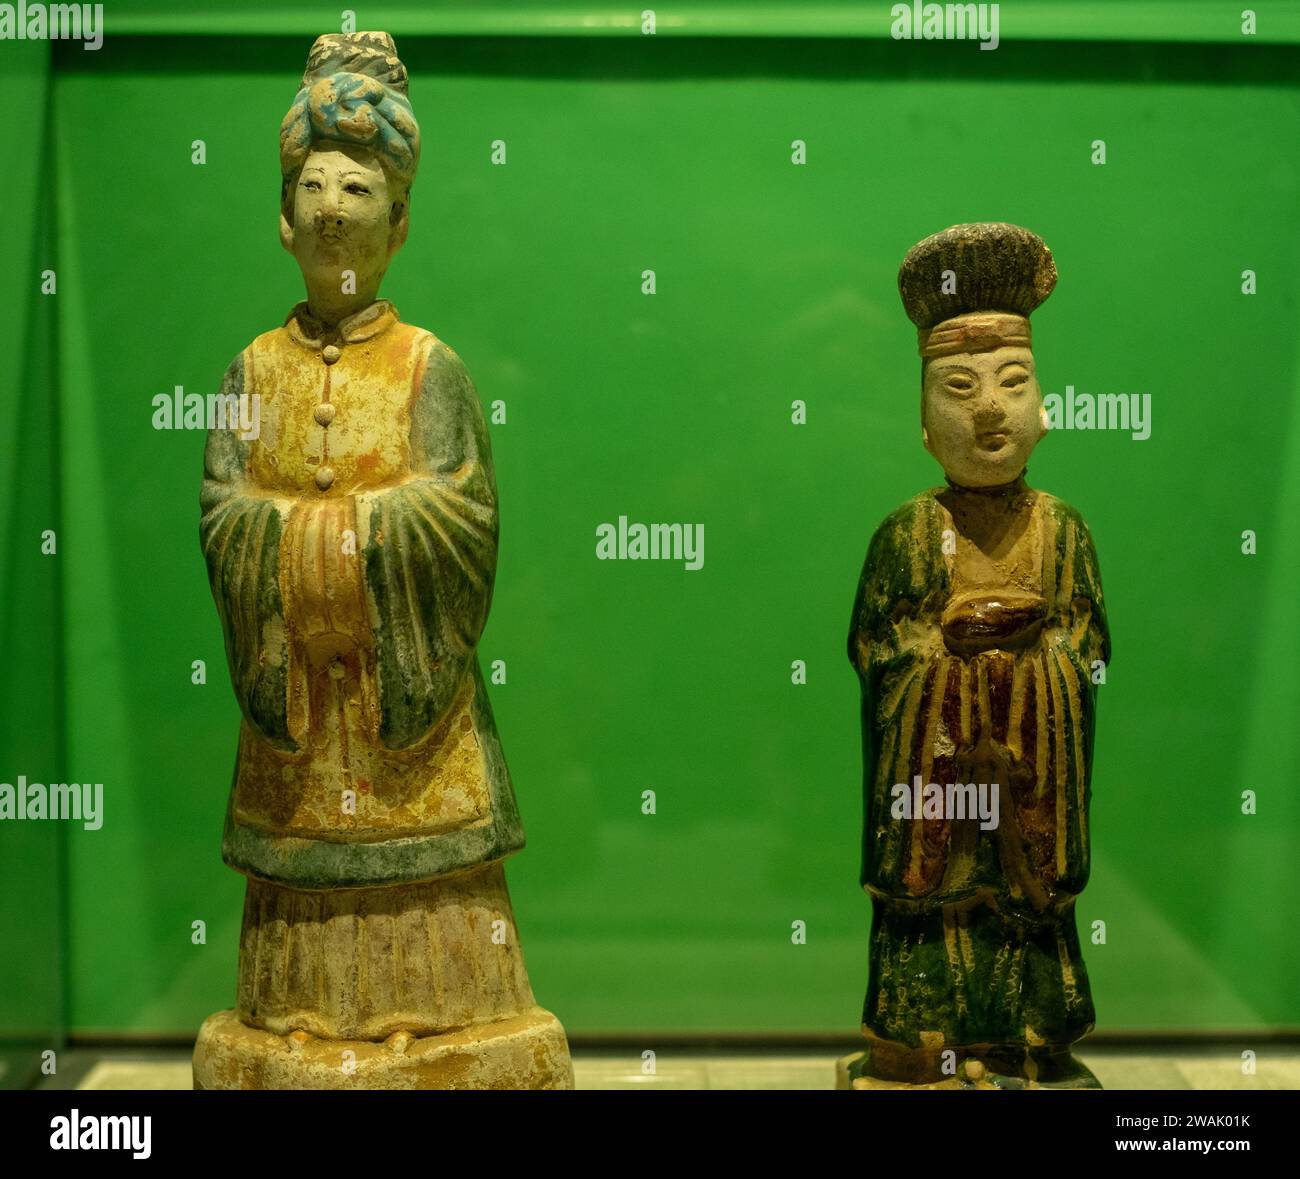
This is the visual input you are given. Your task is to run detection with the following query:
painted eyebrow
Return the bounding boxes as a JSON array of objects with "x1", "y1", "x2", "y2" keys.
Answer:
[{"x1": 301, "y1": 169, "x2": 372, "y2": 180}]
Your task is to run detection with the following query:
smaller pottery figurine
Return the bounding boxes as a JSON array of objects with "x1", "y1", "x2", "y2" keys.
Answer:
[{"x1": 840, "y1": 223, "x2": 1110, "y2": 1090}]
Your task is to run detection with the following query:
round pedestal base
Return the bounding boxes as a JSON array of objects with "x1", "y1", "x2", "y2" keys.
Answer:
[
  {"x1": 835, "y1": 1045, "x2": 1100, "y2": 1090},
  {"x1": 194, "y1": 1005, "x2": 574, "y2": 1090}
]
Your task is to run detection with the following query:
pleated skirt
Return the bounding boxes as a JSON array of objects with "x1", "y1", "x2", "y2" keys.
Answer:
[{"x1": 235, "y1": 862, "x2": 537, "y2": 1041}]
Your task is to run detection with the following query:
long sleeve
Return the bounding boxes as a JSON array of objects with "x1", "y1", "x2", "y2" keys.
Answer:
[
  {"x1": 199, "y1": 353, "x2": 297, "y2": 751},
  {"x1": 848, "y1": 494, "x2": 953, "y2": 898},
  {"x1": 356, "y1": 339, "x2": 498, "y2": 750},
  {"x1": 1035, "y1": 499, "x2": 1111, "y2": 896}
]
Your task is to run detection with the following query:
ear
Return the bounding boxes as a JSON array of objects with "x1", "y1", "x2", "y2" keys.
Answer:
[
  {"x1": 1038, "y1": 404, "x2": 1050, "y2": 436},
  {"x1": 279, "y1": 208, "x2": 295, "y2": 255},
  {"x1": 387, "y1": 197, "x2": 409, "y2": 258}
]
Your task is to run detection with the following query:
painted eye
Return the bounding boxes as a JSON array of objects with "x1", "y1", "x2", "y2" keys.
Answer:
[
  {"x1": 945, "y1": 376, "x2": 976, "y2": 396},
  {"x1": 1001, "y1": 371, "x2": 1028, "y2": 389},
  {"x1": 302, "y1": 180, "x2": 321, "y2": 191},
  {"x1": 345, "y1": 183, "x2": 371, "y2": 195}
]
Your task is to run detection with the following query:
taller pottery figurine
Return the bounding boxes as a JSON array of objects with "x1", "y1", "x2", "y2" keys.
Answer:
[
  {"x1": 840, "y1": 224, "x2": 1109, "y2": 1090},
  {"x1": 194, "y1": 32, "x2": 573, "y2": 1089}
]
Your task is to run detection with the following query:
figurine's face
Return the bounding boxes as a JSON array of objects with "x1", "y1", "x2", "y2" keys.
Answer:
[
  {"x1": 281, "y1": 142, "x2": 407, "y2": 294},
  {"x1": 921, "y1": 346, "x2": 1048, "y2": 487}
]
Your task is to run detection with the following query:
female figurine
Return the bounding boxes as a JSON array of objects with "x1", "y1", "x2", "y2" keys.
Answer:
[
  {"x1": 842, "y1": 224, "x2": 1109, "y2": 1089},
  {"x1": 194, "y1": 31, "x2": 572, "y2": 1089}
]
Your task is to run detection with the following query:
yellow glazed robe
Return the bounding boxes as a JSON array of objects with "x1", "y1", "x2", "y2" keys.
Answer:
[{"x1": 200, "y1": 300, "x2": 524, "y2": 890}]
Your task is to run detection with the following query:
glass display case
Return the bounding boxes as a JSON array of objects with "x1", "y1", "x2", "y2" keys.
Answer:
[{"x1": 2, "y1": 0, "x2": 1297, "y2": 1103}]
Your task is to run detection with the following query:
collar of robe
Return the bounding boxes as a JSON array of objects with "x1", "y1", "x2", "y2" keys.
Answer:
[
  {"x1": 286, "y1": 299, "x2": 399, "y2": 350},
  {"x1": 944, "y1": 472, "x2": 1029, "y2": 499}
]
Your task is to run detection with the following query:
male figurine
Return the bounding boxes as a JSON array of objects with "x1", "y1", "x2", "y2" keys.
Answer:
[
  {"x1": 841, "y1": 224, "x2": 1109, "y2": 1089},
  {"x1": 193, "y1": 32, "x2": 572, "y2": 1089}
]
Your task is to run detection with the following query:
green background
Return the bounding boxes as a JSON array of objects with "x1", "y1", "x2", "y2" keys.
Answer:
[{"x1": 2, "y1": 2, "x2": 1298, "y2": 1073}]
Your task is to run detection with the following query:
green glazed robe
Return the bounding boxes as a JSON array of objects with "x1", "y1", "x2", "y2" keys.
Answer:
[{"x1": 847, "y1": 482, "x2": 1109, "y2": 1053}]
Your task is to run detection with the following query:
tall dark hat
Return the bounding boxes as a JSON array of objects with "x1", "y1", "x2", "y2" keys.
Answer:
[{"x1": 898, "y1": 223, "x2": 1056, "y2": 357}]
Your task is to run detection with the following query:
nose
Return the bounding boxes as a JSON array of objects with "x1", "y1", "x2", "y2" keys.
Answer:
[{"x1": 974, "y1": 388, "x2": 1007, "y2": 426}]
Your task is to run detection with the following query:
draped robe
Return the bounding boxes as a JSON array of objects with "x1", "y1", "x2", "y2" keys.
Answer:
[
  {"x1": 200, "y1": 301, "x2": 523, "y2": 889},
  {"x1": 847, "y1": 479, "x2": 1109, "y2": 1054}
]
